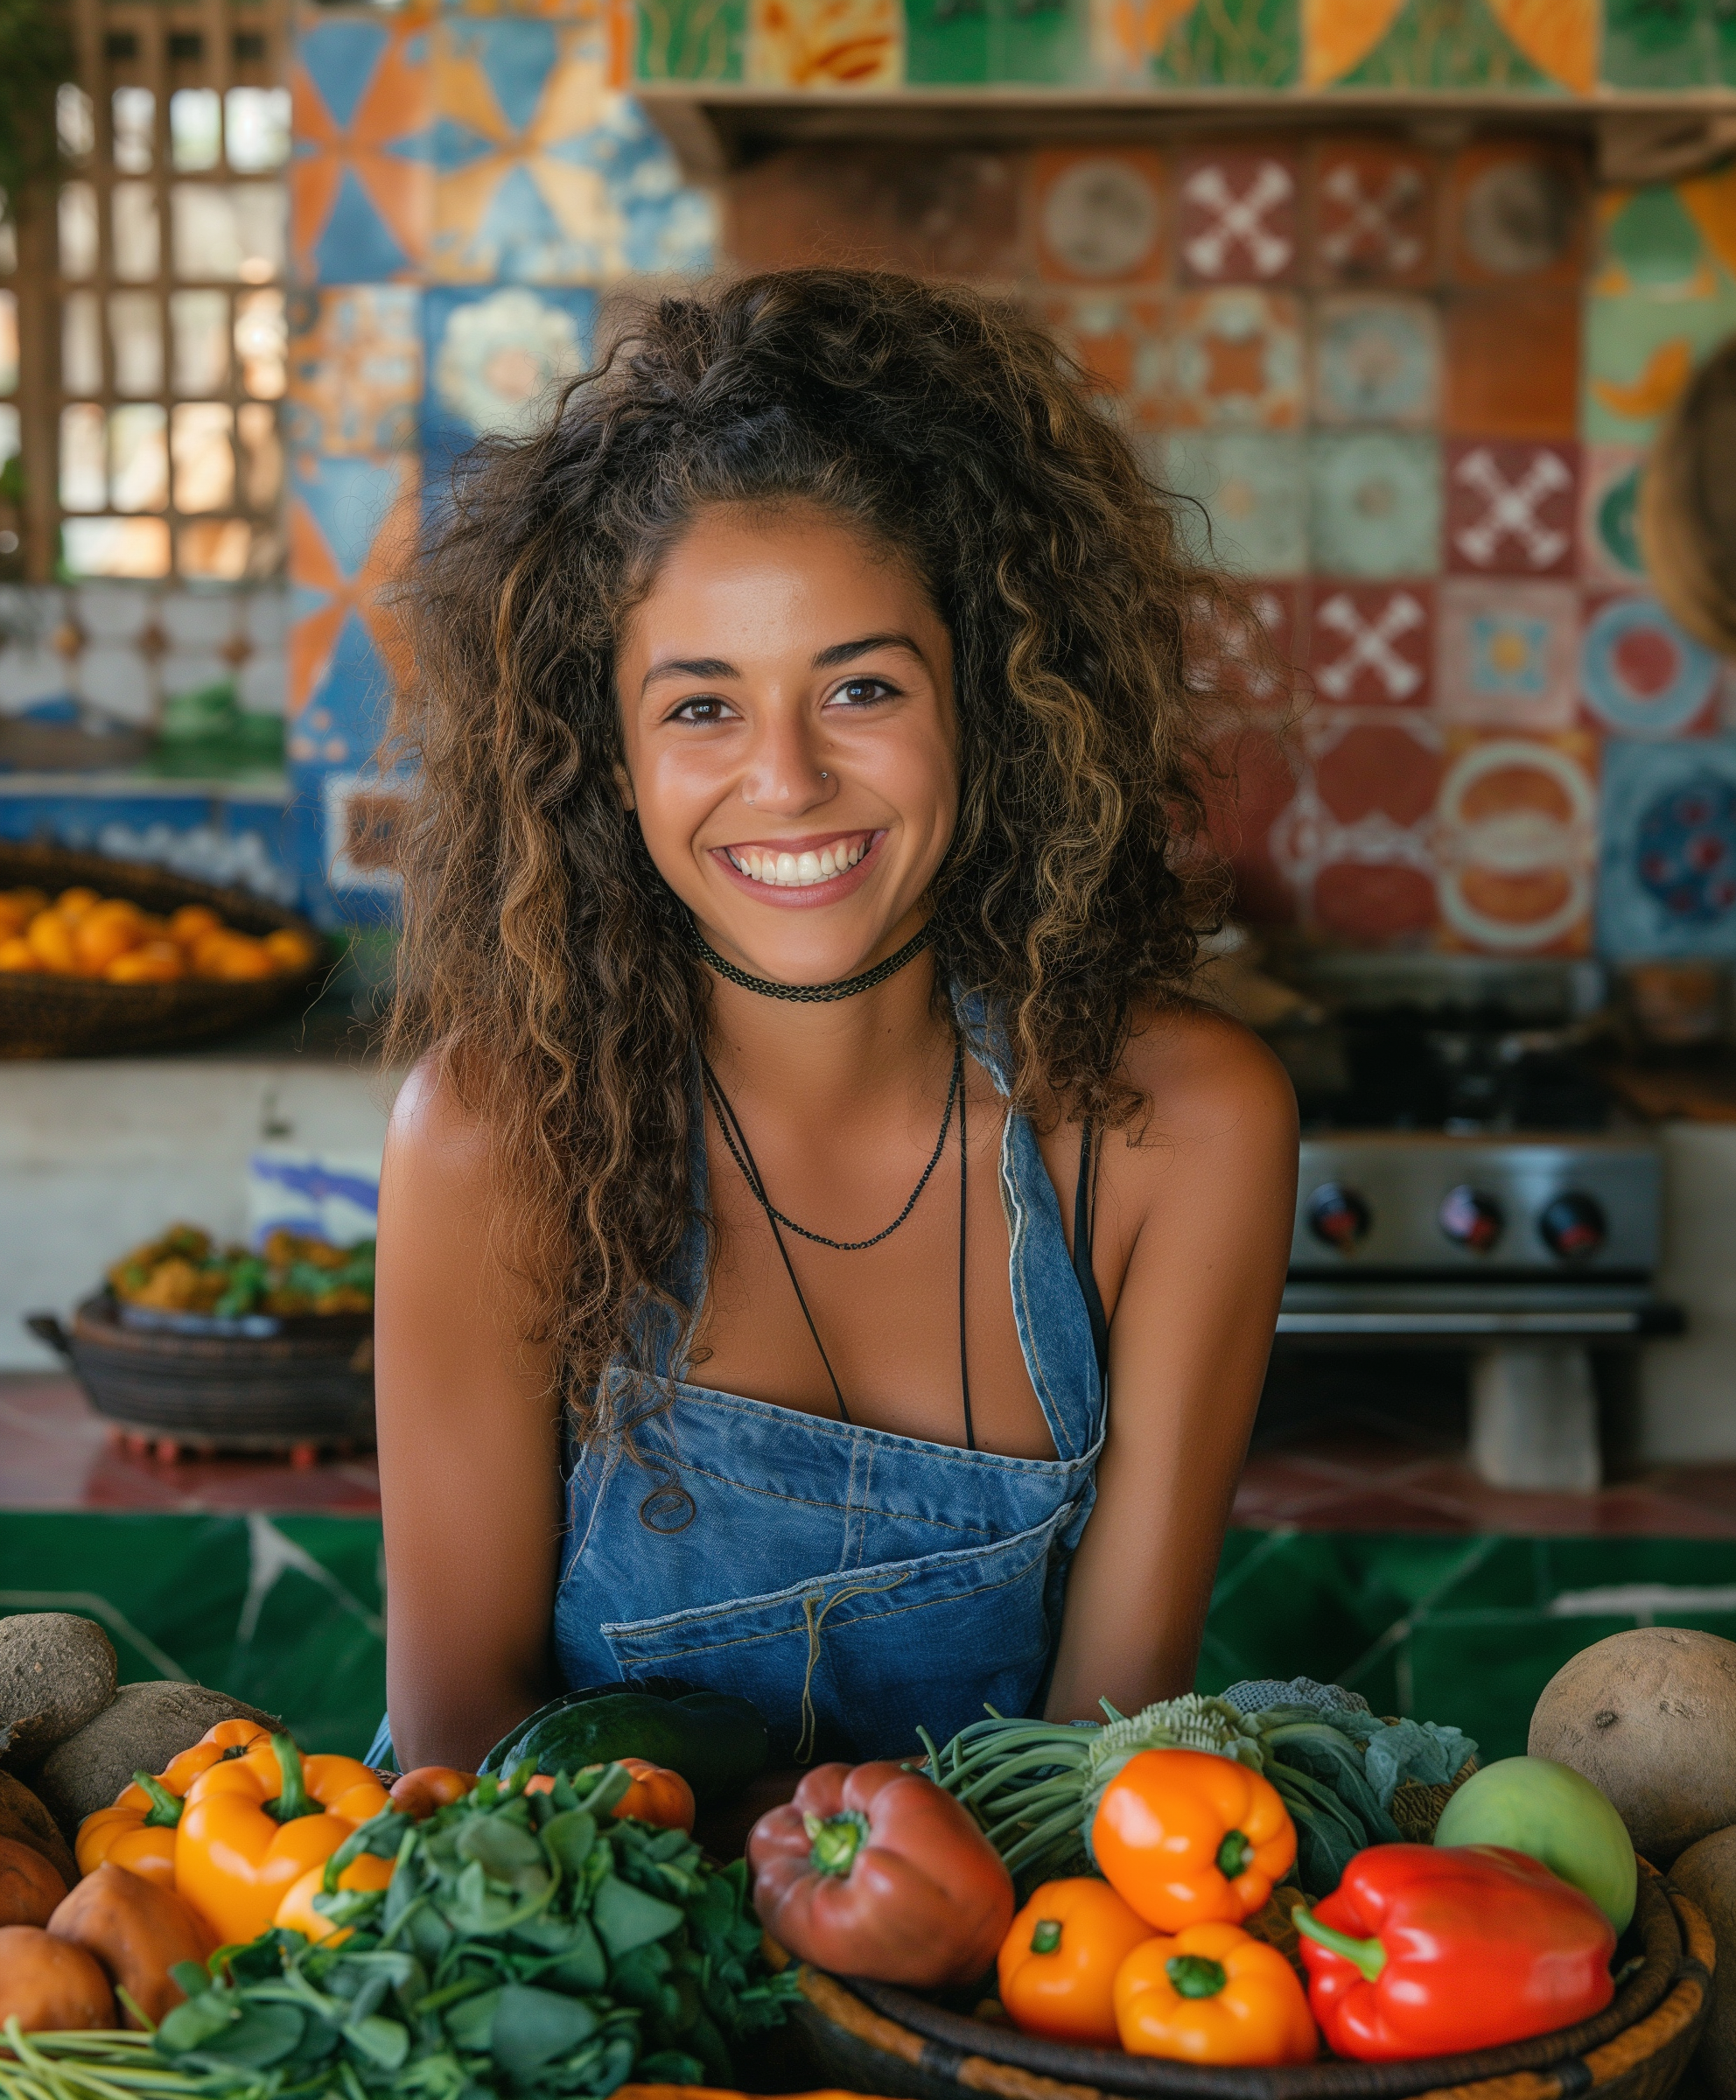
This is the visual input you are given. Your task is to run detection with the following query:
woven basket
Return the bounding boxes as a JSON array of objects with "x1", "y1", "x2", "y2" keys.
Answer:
[
  {"x1": 0, "y1": 841, "x2": 326, "y2": 1059},
  {"x1": 790, "y1": 1867, "x2": 1713, "y2": 2100},
  {"x1": 29, "y1": 1292, "x2": 375, "y2": 1456}
]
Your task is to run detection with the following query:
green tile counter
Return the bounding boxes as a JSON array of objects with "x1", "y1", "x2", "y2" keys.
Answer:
[{"x1": 9, "y1": 1514, "x2": 1736, "y2": 1762}]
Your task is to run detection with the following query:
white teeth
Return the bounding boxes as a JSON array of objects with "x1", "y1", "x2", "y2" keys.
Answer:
[{"x1": 728, "y1": 837, "x2": 869, "y2": 887}]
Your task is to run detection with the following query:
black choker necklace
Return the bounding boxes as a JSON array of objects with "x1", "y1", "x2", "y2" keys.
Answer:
[{"x1": 685, "y1": 920, "x2": 933, "y2": 1003}]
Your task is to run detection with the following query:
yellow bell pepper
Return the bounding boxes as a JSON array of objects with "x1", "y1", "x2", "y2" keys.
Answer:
[
  {"x1": 177, "y1": 1732, "x2": 388, "y2": 1945},
  {"x1": 276, "y1": 1851, "x2": 396, "y2": 1945},
  {"x1": 1114, "y1": 1922, "x2": 1317, "y2": 2067},
  {"x1": 76, "y1": 1718, "x2": 272, "y2": 1887}
]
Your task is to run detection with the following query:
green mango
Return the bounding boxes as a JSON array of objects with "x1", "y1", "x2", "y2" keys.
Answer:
[{"x1": 1435, "y1": 1755, "x2": 1636, "y2": 1934}]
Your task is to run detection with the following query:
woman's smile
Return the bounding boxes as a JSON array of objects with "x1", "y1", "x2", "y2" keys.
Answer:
[{"x1": 715, "y1": 829, "x2": 883, "y2": 900}]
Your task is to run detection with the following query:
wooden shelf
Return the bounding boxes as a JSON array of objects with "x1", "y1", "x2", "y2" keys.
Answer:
[{"x1": 635, "y1": 81, "x2": 1736, "y2": 183}]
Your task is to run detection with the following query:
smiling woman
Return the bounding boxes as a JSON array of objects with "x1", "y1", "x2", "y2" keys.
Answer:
[{"x1": 368, "y1": 270, "x2": 1298, "y2": 1779}]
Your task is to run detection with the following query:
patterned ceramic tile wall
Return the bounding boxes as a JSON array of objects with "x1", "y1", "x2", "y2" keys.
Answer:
[
  {"x1": 282, "y1": 0, "x2": 713, "y2": 925},
  {"x1": 711, "y1": 123, "x2": 1736, "y2": 961}
]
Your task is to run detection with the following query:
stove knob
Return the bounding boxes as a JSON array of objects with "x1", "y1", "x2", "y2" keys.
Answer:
[
  {"x1": 1306, "y1": 1182, "x2": 1371, "y2": 1253},
  {"x1": 1540, "y1": 1192, "x2": 1607, "y2": 1262},
  {"x1": 1439, "y1": 1184, "x2": 1504, "y2": 1255}
]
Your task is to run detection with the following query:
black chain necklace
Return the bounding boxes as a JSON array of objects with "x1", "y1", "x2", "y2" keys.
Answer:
[
  {"x1": 700, "y1": 1040, "x2": 961, "y2": 1250},
  {"x1": 685, "y1": 918, "x2": 933, "y2": 1003}
]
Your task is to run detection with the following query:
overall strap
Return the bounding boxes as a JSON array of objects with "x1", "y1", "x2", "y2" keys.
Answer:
[{"x1": 1073, "y1": 1124, "x2": 1110, "y2": 1387}]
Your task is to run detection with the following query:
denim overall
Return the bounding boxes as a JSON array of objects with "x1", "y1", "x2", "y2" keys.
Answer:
[{"x1": 370, "y1": 1012, "x2": 1108, "y2": 1769}]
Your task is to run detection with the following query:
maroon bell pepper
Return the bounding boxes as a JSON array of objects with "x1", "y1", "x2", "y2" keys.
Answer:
[{"x1": 1292, "y1": 1844, "x2": 1615, "y2": 2060}]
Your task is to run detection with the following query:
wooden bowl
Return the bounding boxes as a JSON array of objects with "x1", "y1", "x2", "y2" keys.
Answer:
[
  {"x1": 29, "y1": 1292, "x2": 374, "y2": 1456},
  {"x1": 0, "y1": 840, "x2": 326, "y2": 1059},
  {"x1": 790, "y1": 1869, "x2": 1712, "y2": 2100}
]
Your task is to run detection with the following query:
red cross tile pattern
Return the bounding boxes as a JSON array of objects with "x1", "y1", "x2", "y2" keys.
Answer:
[
  {"x1": 1446, "y1": 440, "x2": 1578, "y2": 576},
  {"x1": 1313, "y1": 138, "x2": 1438, "y2": 288},
  {"x1": 1174, "y1": 147, "x2": 1300, "y2": 285},
  {"x1": 1306, "y1": 583, "x2": 1433, "y2": 708}
]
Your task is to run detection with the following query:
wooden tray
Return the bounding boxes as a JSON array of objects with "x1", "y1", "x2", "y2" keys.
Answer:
[
  {"x1": 0, "y1": 841, "x2": 326, "y2": 1059},
  {"x1": 791, "y1": 1870, "x2": 1713, "y2": 2100}
]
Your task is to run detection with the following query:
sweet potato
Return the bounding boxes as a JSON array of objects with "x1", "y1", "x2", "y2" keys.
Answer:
[
  {"x1": 38, "y1": 1682, "x2": 280, "y2": 1834},
  {"x1": 0, "y1": 1924, "x2": 116, "y2": 2029},
  {"x1": 0, "y1": 1769, "x2": 78, "y2": 1886},
  {"x1": 0, "y1": 1835, "x2": 66, "y2": 1927},
  {"x1": 48, "y1": 1862, "x2": 208, "y2": 2026}
]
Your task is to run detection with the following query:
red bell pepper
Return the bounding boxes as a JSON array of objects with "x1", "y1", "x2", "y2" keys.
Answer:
[
  {"x1": 1292, "y1": 1844, "x2": 1615, "y2": 2061},
  {"x1": 748, "y1": 1761, "x2": 1014, "y2": 1989}
]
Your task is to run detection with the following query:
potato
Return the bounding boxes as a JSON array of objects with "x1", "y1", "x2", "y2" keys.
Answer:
[
  {"x1": 0, "y1": 1837, "x2": 66, "y2": 1928},
  {"x1": 0, "y1": 1925, "x2": 116, "y2": 2029},
  {"x1": 38, "y1": 1681, "x2": 280, "y2": 1835},
  {"x1": 0, "y1": 1771, "x2": 79, "y2": 1887},
  {"x1": 0, "y1": 1611, "x2": 118, "y2": 1768},
  {"x1": 49, "y1": 1863, "x2": 208, "y2": 2027},
  {"x1": 1670, "y1": 1824, "x2": 1736, "y2": 2100},
  {"x1": 1530, "y1": 1627, "x2": 1736, "y2": 1864}
]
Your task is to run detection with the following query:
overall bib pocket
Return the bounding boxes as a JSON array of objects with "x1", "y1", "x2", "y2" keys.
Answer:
[{"x1": 599, "y1": 1502, "x2": 1082, "y2": 1763}]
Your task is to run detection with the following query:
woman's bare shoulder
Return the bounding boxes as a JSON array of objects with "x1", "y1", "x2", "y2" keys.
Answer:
[
  {"x1": 1114, "y1": 998, "x2": 1298, "y2": 1159},
  {"x1": 385, "y1": 1053, "x2": 496, "y2": 1192}
]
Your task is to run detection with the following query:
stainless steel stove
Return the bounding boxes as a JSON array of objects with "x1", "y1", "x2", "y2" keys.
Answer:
[{"x1": 1264, "y1": 955, "x2": 1684, "y2": 1492}]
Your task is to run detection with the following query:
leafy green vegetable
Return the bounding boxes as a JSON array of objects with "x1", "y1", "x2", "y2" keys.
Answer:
[{"x1": 142, "y1": 1761, "x2": 795, "y2": 2100}]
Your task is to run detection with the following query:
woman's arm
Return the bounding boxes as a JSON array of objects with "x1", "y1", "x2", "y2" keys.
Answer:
[
  {"x1": 1044, "y1": 1010, "x2": 1298, "y2": 1723},
  {"x1": 374, "y1": 1060, "x2": 564, "y2": 1769}
]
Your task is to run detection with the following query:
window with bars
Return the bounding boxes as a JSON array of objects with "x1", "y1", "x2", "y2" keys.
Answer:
[{"x1": 10, "y1": 0, "x2": 290, "y2": 584}]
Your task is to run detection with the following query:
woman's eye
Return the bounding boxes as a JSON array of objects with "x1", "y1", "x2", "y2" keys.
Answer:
[
  {"x1": 672, "y1": 696, "x2": 734, "y2": 724},
  {"x1": 830, "y1": 677, "x2": 894, "y2": 707}
]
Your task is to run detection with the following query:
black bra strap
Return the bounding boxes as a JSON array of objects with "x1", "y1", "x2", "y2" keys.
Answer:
[{"x1": 1073, "y1": 1124, "x2": 1110, "y2": 1388}]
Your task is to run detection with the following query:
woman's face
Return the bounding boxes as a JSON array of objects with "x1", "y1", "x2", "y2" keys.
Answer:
[{"x1": 616, "y1": 502, "x2": 958, "y2": 985}]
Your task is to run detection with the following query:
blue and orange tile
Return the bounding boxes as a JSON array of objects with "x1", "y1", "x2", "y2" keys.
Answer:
[
  {"x1": 287, "y1": 452, "x2": 418, "y2": 746},
  {"x1": 287, "y1": 285, "x2": 423, "y2": 455},
  {"x1": 292, "y1": 11, "x2": 434, "y2": 286}
]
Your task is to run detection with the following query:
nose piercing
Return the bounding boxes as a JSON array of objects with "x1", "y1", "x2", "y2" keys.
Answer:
[{"x1": 820, "y1": 771, "x2": 829, "y2": 779}]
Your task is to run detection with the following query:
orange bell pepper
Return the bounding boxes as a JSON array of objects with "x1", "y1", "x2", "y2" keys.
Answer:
[
  {"x1": 177, "y1": 1732, "x2": 389, "y2": 1946},
  {"x1": 275, "y1": 1851, "x2": 396, "y2": 1945},
  {"x1": 524, "y1": 1760, "x2": 696, "y2": 1834},
  {"x1": 1114, "y1": 1922, "x2": 1317, "y2": 2066},
  {"x1": 387, "y1": 1767, "x2": 477, "y2": 1821},
  {"x1": 998, "y1": 1877, "x2": 1155, "y2": 2043},
  {"x1": 76, "y1": 1719, "x2": 272, "y2": 1886},
  {"x1": 1091, "y1": 1748, "x2": 1296, "y2": 1933}
]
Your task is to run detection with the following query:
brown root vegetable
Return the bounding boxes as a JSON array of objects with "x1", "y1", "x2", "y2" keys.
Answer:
[
  {"x1": 0, "y1": 1924, "x2": 116, "y2": 2029},
  {"x1": 0, "y1": 1835, "x2": 66, "y2": 1927},
  {"x1": 0, "y1": 1770, "x2": 78, "y2": 1887},
  {"x1": 48, "y1": 1862, "x2": 208, "y2": 2027},
  {"x1": 0, "y1": 1614, "x2": 117, "y2": 1770},
  {"x1": 1666, "y1": 1824, "x2": 1736, "y2": 2100},
  {"x1": 37, "y1": 1681, "x2": 281, "y2": 1835},
  {"x1": 1530, "y1": 1627, "x2": 1736, "y2": 1864}
]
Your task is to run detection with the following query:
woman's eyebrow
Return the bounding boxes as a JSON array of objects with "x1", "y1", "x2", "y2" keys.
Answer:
[
  {"x1": 812, "y1": 632, "x2": 924, "y2": 670},
  {"x1": 640, "y1": 654, "x2": 739, "y2": 694}
]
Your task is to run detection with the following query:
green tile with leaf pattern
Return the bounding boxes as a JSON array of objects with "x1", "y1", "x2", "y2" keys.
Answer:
[
  {"x1": 1584, "y1": 287, "x2": 1736, "y2": 444},
  {"x1": 1147, "y1": 0, "x2": 1299, "y2": 88},
  {"x1": 1601, "y1": 0, "x2": 1711, "y2": 89},
  {"x1": 1328, "y1": 0, "x2": 1551, "y2": 92},
  {"x1": 905, "y1": 0, "x2": 990, "y2": 81},
  {"x1": 636, "y1": 0, "x2": 746, "y2": 83},
  {"x1": 989, "y1": 0, "x2": 1090, "y2": 85}
]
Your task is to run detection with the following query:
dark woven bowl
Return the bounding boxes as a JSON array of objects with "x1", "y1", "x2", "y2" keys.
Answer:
[
  {"x1": 0, "y1": 841, "x2": 326, "y2": 1058},
  {"x1": 792, "y1": 1868, "x2": 1712, "y2": 2100},
  {"x1": 29, "y1": 1292, "x2": 374, "y2": 1455}
]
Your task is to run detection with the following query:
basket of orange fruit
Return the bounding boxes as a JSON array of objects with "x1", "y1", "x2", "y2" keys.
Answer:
[{"x1": 0, "y1": 843, "x2": 326, "y2": 1057}]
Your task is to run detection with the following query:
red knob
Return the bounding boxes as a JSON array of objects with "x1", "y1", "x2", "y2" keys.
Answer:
[
  {"x1": 1540, "y1": 1193, "x2": 1606, "y2": 1262},
  {"x1": 1306, "y1": 1182, "x2": 1371, "y2": 1252},
  {"x1": 1439, "y1": 1184, "x2": 1503, "y2": 1254}
]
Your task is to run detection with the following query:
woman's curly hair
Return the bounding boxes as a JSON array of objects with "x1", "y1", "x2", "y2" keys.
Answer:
[{"x1": 384, "y1": 267, "x2": 1260, "y2": 1435}]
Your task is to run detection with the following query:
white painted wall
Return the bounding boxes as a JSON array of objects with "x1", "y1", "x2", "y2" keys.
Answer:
[
  {"x1": 1641, "y1": 1122, "x2": 1736, "y2": 1461},
  {"x1": 0, "y1": 1054, "x2": 396, "y2": 1368}
]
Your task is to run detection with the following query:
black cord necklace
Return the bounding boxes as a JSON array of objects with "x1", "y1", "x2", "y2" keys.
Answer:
[
  {"x1": 686, "y1": 918, "x2": 933, "y2": 1003},
  {"x1": 701, "y1": 1040, "x2": 960, "y2": 1250},
  {"x1": 699, "y1": 1040, "x2": 976, "y2": 1446}
]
